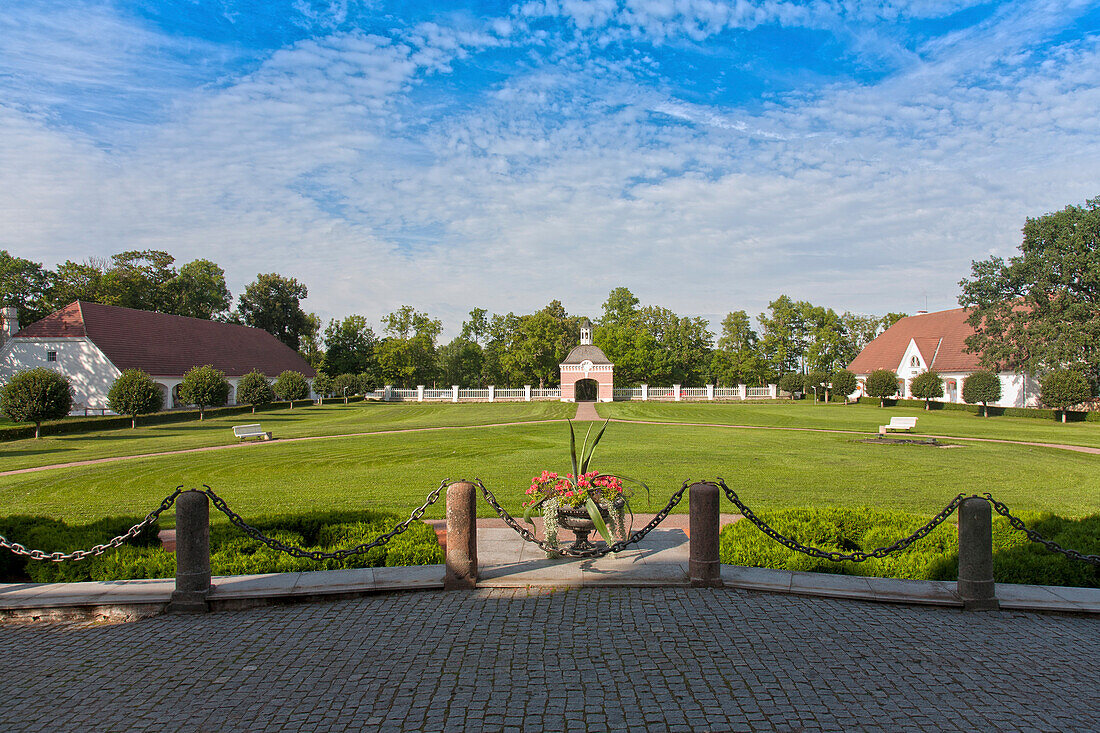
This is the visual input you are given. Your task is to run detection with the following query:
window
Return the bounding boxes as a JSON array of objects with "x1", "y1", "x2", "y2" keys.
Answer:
[
  {"x1": 47, "y1": 350, "x2": 57, "y2": 362},
  {"x1": 910, "y1": 356, "x2": 920, "y2": 367}
]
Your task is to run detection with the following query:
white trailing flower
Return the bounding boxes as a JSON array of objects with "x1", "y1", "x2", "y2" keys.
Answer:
[{"x1": 543, "y1": 497, "x2": 560, "y2": 557}]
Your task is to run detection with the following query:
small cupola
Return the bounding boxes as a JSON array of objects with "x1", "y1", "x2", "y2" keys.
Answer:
[{"x1": 579, "y1": 318, "x2": 592, "y2": 345}]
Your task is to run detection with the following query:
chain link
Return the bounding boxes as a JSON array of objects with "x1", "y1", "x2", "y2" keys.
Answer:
[
  {"x1": 202, "y1": 481, "x2": 446, "y2": 561},
  {"x1": 983, "y1": 493, "x2": 1100, "y2": 567},
  {"x1": 717, "y1": 478, "x2": 968, "y2": 562},
  {"x1": 478, "y1": 478, "x2": 687, "y2": 558},
  {"x1": 0, "y1": 487, "x2": 183, "y2": 562}
]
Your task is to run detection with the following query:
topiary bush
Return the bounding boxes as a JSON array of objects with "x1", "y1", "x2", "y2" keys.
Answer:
[
  {"x1": 273, "y1": 370, "x2": 310, "y2": 408},
  {"x1": 107, "y1": 369, "x2": 164, "y2": 428},
  {"x1": 237, "y1": 370, "x2": 274, "y2": 413},
  {"x1": 719, "y1": 506, "x2": 1098, "y2": 588},
  {"x1": 865, "y1": 369, "x2": 900, "y2": 407},
  {"x1": 178, "y1": 364, "x2": 230, "y2": 419},
  {"x1": 1040, "y1": 369, "x2": 1091, "y2": 423},
  {"x1": 909, "y1": 369, "x2": 944, "y2": 410},
  {"x1": 829, "y1": 369, "x2": 858, "y2": 402},
  {"x1": 778, "y1": 372, "x2": 804, "y2": 399},
  {"x1": 0, "y1": 368, "x2": 74, "y2": 438},
  {"x1": 963, "y1": 369, "x2": 1002, "y2": 417}
]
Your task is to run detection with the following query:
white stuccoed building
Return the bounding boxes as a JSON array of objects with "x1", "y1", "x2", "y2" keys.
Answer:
[
  {"x1": 847, "y1": 307, "x2": 1040, "y2": 408},
  {"x1": 0, "y1": 302, "x2": 316, "y2": 414}
]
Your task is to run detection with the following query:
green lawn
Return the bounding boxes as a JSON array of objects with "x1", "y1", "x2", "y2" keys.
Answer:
[
  {"x1": 596, "y1": 400, "x2": 1100, "y2": 448},
  {"x1": 0, "y1": 401, "x2": 574, "y2": 472},
  {"x1": 0, "y1": 421, "x2": 1095, "y2": 526}
]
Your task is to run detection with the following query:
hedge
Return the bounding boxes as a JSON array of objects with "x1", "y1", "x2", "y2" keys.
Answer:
[
  {"x1": 0, "y1": 509, "x2": 443, "y2": 583},
  {"x1": 0, "y1": 399, "x2": 317, "y2": 442},
  {"x1": 858, "y1": 397, "x2": 1099, "y2": 422},
  {"x1": 317, "y1": 395, "x2": 366, "y2": 405},
  {"x1": 720, "y1": 506, "x2": 1099, "y2": 588}
]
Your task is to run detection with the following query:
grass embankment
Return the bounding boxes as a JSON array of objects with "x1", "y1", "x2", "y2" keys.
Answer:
[
  {"x1": 596, "y1": 401, "x2": 1100, "y2": 448},
  {"x1": 0, "y1": 422, "x2": 1095, "y2": 525},
  {"x1": 0, "y1": 401, "x2": 574, "y2": 473}
]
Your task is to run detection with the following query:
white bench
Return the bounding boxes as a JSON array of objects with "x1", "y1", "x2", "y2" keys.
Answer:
[
  {"x1": 879, "y1": 417, "x2": 918, "y2": 436},
  {"x1": 233, "y1": 424, "x2": 272, "y2": 441}
]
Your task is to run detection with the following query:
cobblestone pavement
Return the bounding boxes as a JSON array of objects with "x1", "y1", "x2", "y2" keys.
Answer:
[{"x1": 2, "y1": 588, "x2": 1097, "y2": 732}]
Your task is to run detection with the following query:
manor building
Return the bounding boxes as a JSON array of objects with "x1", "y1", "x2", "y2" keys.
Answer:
[
  {"x1": 0, "y1": 301, "x2": 315, "y2": 413},
  {"x1": 847, "y1": 307, "x2": 1039, "y2": 408}
]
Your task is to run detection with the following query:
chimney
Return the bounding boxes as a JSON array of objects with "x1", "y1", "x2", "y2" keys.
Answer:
[
  {"x1": 916, "y1": 310, "x2": 928, "y2": 315},
  {"x1": 0, "y1": 306, "x2": 17, "y2": 345}
]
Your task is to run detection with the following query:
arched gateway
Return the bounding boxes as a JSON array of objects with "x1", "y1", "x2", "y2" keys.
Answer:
[{"x1": 559, "y1": 319, "x2": 614, "y2": 402}]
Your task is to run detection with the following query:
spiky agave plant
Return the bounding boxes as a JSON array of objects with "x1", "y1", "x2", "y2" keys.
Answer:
[{"x1": 523, "y1": 418, "x2": 646, "y2": 546}]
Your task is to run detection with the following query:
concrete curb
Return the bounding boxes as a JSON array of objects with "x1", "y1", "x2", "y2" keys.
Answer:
[{"x1": 3, "y1": 563, "x2": 1096, "y2": 622}]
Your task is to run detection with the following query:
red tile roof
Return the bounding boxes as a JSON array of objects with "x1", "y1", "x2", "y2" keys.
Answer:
[
  {"x1": 15, "y1": 302, "x2": 316, "y2": 378},
  {"x1": 847, "y1": 307, "x2": 983, "y2": 375}
]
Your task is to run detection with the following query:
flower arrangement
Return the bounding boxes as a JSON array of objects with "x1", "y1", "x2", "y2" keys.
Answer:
[{"x1": 522, "y1": 418, "x2": 640, "y2": 552}]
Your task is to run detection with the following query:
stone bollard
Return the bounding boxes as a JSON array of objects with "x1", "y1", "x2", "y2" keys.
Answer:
[
  {"x1": 689, "y1": 481, "x2": 723, "y2": 588},
  {"x1": 168, "y1": 490, "x2": 212, "y2": 613},
  {"x1": 957, "y1": 497, "x2": 999, "y2": 611},
  {"x1": 444, "y1": 481, "x2": 478, "y2": 589}
]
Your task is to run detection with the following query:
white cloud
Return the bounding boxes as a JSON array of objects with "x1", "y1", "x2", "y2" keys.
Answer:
[{"x1": 1, "y1": 1, "x2": 1098, "y2": 339}]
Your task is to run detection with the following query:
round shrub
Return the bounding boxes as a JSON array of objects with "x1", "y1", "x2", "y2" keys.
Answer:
[
  {"x1": 237, "y1": 370, "x2": 274, "y2": 413},
  {"x1": 829, "y1": 369, "x2": 858, "y2": 402},
  {"x1": 865, "y1": 369, "x2": 899, "y2": 406},
  {"x1": 909, "y1": 370, "x2": 944, "y2": 410},
  {"x1": 778, "y1": 372, "x2": 804, "y2": 399},
  {"x1": 963, "y1": 369, "x2": 1002, "y2": 416},
  {"x1": 0, "y1": 367, "x2": 74, "y2": 438},
  {"x1": 107, "y1": 369, "x2": 163, "y2": 428},
  {"x1": 332, "y1": 373, "x2": 360, "y2": 400},
  {"x1": 273, "y1": 370, "x2": 310, "y2": 407},
  {"x1": 1040, "y1": 369, "x2": 1091, "y2": 423},
  {"x1": 178, "y1": 364, "x2": 230, "y2": 420}
]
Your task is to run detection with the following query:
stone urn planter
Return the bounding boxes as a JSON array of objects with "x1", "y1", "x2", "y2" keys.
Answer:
[{"x1": 555, "y1": 498, "x2": 624, "y2": 552}]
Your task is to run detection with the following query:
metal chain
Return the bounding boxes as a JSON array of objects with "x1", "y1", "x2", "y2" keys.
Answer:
[
  {"x1": 717, "y1": 478, "x2": 968, "y2": 562},
  {"x1": 0, "y1": 487, "x2": 183, "y2": 562},
  {"x1": 478, "y1": 478, "x2": 687, "y2": 558},
  {"x1": 202, "y1": 481, "x2": 446, "y2": 561},
  {"x1": 983, "y1": 493, "x2": 1100, "y2": 566}
]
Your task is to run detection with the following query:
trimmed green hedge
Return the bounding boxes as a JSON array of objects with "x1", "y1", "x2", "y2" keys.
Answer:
[
  {"x1": 720, "y1": 507, "x2": 1099, "y2": 588},
  {"x1": 0, "y1": 399, "x2": 317, "y2": 442},
  {"x1": 859, "y1": 397, "x2": 1098, "y2": 421},
  {"x1": 0, "y1": 510, "x2": 442, "y2": 583},
  {"x1": 317, "y1": 395, "x2": 366, "y2": 405}
]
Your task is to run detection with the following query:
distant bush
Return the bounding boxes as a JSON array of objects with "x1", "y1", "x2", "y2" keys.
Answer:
[
  {"x1": 829, "y1": 370, "x2": 858, "y2": 401},
  {"x1": 237, "y1": 370, "x2": 275, "y2": 413},
  {"x1": 107, "y1": 369, "x2": 163, "y2": 428},
  {"x1": 178, "y1": 365, "x2": 230, "y2": 419},
  {"x1": 909, "y1": 370, "x2": 944, "y2": 410},
  {"x1": 963, "y1": 370, "x2": 1002, "y2": 416},
  {"x1": 273, "y1": 370, "x2": 310, "y2": 407},
  {"x1": 0, "y1": 509, "x2": 442, "y2": 583},
  {"x1": 0, "y1": 368, "x2": 74, "y2": 438},
  {"x1": 719, "y1": 506, "x2": 1099, "y2": 588},
  {"x1": 865, "y1": 369, "x2": 900, "y2": 406},
  {"x1": 1040, "y1": 369, "x2": 1091, "y2": 423},
  {"x1": 778, "y1": 372, "x2": 803, "y2": 399}
]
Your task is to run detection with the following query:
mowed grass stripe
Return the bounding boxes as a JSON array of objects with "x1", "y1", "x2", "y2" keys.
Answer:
[
  {"x1": 597, "y1": 401, "x2": 1100, "y2": 448},
  {"x1": 0, "y1": 422, "x2": 1095, "y2": 525},
  {"x1": 0, "y1": 401, "x2": 575, "y2": 472}
]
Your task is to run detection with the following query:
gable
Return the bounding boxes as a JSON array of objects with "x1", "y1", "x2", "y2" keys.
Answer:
[{"x1": 848, "y1": 308, "x2": 983, "y2": 375}]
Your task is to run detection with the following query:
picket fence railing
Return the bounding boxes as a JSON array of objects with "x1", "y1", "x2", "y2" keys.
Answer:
[{"x1": 366, "y1": 384, "x2": 776, "y2": 402}]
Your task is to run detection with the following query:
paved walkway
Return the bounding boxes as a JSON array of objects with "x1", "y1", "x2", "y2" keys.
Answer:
[{"x1": 2, "y1": 587, "x2": 1097, "y2": 732}]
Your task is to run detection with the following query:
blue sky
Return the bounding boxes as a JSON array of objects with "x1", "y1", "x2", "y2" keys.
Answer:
[{"x1": 2, "y1": 1, "x2": 1098, "y2": 336}]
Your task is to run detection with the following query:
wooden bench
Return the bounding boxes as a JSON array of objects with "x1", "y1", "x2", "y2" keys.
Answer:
[
  {"x1": 233, "y1": 424, "x2": 272, "y2": 441},
  {"x1": 879, "y1": 417, "x2": 918, "y2": 436}
]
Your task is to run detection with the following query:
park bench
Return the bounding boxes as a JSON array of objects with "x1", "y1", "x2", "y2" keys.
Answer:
[
  {"x1": 233, "y1": 424, "x2": 272, "y2": 441},
  {"x1": 879, "y1": 417, "x2": 918, "y2": 436}
]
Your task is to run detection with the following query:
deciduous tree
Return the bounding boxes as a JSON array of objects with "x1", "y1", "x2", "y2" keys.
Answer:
[
  {"x1": 237, "y1": 370, "x2": 274, "y2": 413},
  {"x1": 865, "y1": 369, "x2": 900, "y2": 407},
  {"x1": 107, "y1": 369, "x2": 164, "y2": 427},
  {"x1": 177, "y1": 365, "x2": 230, "y2": 419},
  {"x1": 909, "y1": 370, "x2": 944, "y2": 410},
  {"x1": 273, "y1": 370, "x2": 310, "y2": 407},
  {"x1": 962, "y1": 370, "x2": 1001, "y2": 417},
  {"x1": 0, "y1": 368, "x2": 73, "y2": 438},
  {"x1": 1040, "y1": 369, "x2": 1091, "y2": 423},
  {"x1": 238, "y1": 274, "x2": 312, "y2": 350}
]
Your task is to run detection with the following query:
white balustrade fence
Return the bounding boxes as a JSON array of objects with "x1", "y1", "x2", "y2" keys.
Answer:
[{"x1": 375, "y1": 384, "x2": 775, "y2": 402}]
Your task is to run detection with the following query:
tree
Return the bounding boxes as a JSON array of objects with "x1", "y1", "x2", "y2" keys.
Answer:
[
  {"x1": 881, "y1": 312, "x2": 908, "y2": 331},
  {"x1": 47, "y1": 259, "x2": 105, "y2": 311},
  {"x1": 273, "y1": 370, "x2": 310, "y2": 407},
  {"x1": 298, "y1": 313, "x2": 324, "y2": 369},
  {"x1": 839, "y1": 312, "x2": 884, "y2": 356},
  {"x1": 437, "y1": 337, "x2": 483, "y2": 387},
  {"x1": 865, "y1": 369, "x2": 900, "y2": 407},
  {"x1": 460, "y1": 308, "x2": 490, "y2": 345},
  {"x1": 1040, "y1": 369, "x2": 1091, "y2": 423},
  {"x1": 322, "y1": 315, "x2": 377, "y2": 377},
  {"x1": 909, "y1": 370, "x2": 944, "y2": 410},
  {"x1": 168, "y1": 260, "x2": 231, "y2": 319},
  {"x1": 177, "y1": 365, "x2": 230, "y2": 420},
  {"x1": 311, "y1": 372, "x2": 334, "y2": 399},
  {"x1": 830, "y1": 369, "x2": 859, "y2": 402},
  {"x1": 0, "y1": 250, "x2": 50, "y2": 325},
  {"x1": 237, "y1": 370, "x2": 274, "y2": 413},
  {"x1": 0, "y1": 368, "x2": 73, "y2": 438},
  {"x1": 802, "y1": 370, "x2": 828, "y2": 402},
  {"x1": 759, "y1": 295, "x2": 807, "y2": 378},
  {"x1": 382, "y1": 306, "x2": 442, "y2": 342},
  {"x1": 962, "y1": 370, "x2": 1002, "y2": 417},
  {"x1": 778, "y1": 372, "x2": 804, "y2": 399},
  {"x1": 238, "y1": 274, "x2": 311, "y2": 350},
  {"x1": 99, "y1": 250, "x2": 177, "y2": 312},
  {"x1": 107, "y1": 369, "x2": 163, "y2": 428},
  {"x1": 601, "y1": 287, "x2": 641, "y2": 326},
  {"x1": 959, "y1": 196, "x2": 1100, "y2": 390},
  {"x1": 711, "y1": 311, "x2": 766, "y2": 386},
  {"x1": 332, "y1": 373, "x2": 360, "y2": 402}
]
